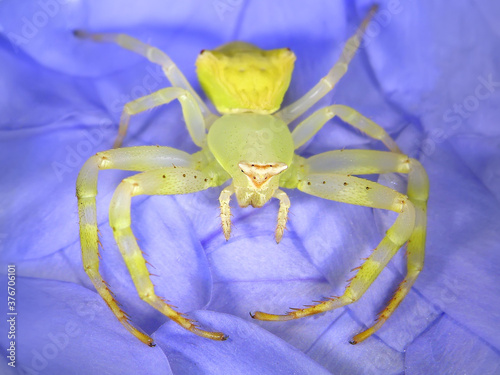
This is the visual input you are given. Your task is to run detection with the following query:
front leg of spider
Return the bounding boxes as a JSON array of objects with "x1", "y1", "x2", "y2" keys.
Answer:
[
  {"x1": 77, "y1": 146, "x2": 198, "y2": 346},
  {"x1": 252, "y1": 152, "x2": 428, "y2": 343},
  {"x1": 109, "y1": 166, "x2": 228, "y2": 341}
]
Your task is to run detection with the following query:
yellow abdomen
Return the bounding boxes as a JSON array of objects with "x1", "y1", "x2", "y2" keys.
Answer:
[{"x1": 196, "y1": 42, "x2": 296, "y2": 115}]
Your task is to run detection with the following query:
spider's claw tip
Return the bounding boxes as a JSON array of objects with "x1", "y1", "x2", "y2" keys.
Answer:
[
  {"x1": 148, "y1": 341, "x2": 156, "y2": 347},
  {"x1": 349, "y1": 339, "x2": 357, "y2": 345},
  {"x1": 73, "y1": 29, "x2": 88, "y2": 39},
  {"x1": 249, "y1": 312, "x2": 256, "y2": 319},
  {"x1": 222, "y1": 334, "x2": 229, "y2": 341}
]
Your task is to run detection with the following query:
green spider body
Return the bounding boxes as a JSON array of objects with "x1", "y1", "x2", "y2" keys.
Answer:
[
  {"x1": 199, "y1": 41, "x2": 297, "y2": 208},
  {"x1": 207, "y1": 113, "x2": 294, "y2": 208},
  {"x1": 76, "y1": 5, "x2": 429, "y2": 348}
]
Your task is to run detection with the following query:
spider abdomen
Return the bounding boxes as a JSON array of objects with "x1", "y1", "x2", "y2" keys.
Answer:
[{"x1": 196, "y1": 43, "x2": 295, "y2": 114}]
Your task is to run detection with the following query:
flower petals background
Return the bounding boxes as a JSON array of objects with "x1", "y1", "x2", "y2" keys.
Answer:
[{"x1": 0, "y1": 0, "x2": 499, "y2": 374}]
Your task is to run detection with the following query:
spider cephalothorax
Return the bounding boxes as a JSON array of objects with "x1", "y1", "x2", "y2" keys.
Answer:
[{"x1": 76, "y1": 4, "x2": 428, "y2": 347}]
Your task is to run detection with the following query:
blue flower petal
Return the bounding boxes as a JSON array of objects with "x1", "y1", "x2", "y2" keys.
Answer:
[
  {"x1": 306, "y1": 311, "x2": 404, "y2": 375},
  {"x1": 1, "y1": 0, "x2": 500, "y2": 374},
  {"x1": 1, "y1": 277, "x2": 172, "y2": 375},
  {"x1": 153, "y1": 310, "x2": 332, "y2": 375},
  {"x1": 406, "y1": 315, "x2": 500, "y2": 375},
  {"x1": 412, "y1": 141, "x2": 500, "y2": 350}
]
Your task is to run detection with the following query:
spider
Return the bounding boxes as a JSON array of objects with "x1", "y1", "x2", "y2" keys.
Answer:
[{"x1": 76, "y1": 5, "x2": 428, "y2": 347}]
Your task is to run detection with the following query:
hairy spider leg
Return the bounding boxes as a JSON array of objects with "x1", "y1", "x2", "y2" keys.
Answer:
[
  {"x1": 109, "y1": 167, "x2": 227, "y2": 341},
  {"x1": 253, "y1": 173, "x2": 415, "y2": 324},
  {"x1": 115, "y1": 87, "x2": 207, "y2": 148},
  {"x1": 305, "y1": 150, "x2": 428, "y2": 343},
  {"x1": 77, "y1": 146, "x2": 194, "y2": 346},
  {"x1": 254, "y1": 150, "x2": 428, "y2": 344},
  {"x1": 292, "y1": 104, "x2": 401, "y2": 153},
  {"x1": 276, "y1": 5, "x2": 378, "y2": 124},
  {"x1": 74, "y1": 30, "x2": 216, "y2": 124},
  {"x1": 346, "y1": 153, "x2": 428, "y2": 344}
]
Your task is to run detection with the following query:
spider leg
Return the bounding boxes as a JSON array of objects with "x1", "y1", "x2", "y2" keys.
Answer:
[
  {"x1": 291, "y1": 104, "x2": 401, "y2": 153},
  {"x1": 313, "y1": 151, "x2": 426, "y2": 344},
  {"x1": 74, "y1": 30, "x2": 216, "y2": 124},
  {"x1": 274, "y1": 189, "x2": 291, "y2": 244},
  {"x1": 77, "y1": 146, "x2": 194, "y2": 346},
  {"x1": 219, "y1": 184, "x2": 234, "y2": 241},
  {"x1": 275, "y1": 5, "x2": 378, "y2": 124},
  {"x1": 253, "y1": 175, "x2": 415, "y2": 323},
  {"x1": 255, "y1": 151, "x2": 428, "y2": 343},
  {"x1": 109, "y1": 167, "x2": 227, "y2": 341},
  {"x1": 114, "y1": 87, "x2": 208, "y2": 148}
]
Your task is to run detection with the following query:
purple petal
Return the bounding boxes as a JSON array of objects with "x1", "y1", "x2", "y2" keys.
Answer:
[
  {"x1": 406, "y1": 315, "x2": 500, "y2": 375},
  {"x1": 153, "y1": 310, "x2": 331, "y2": 375},
  {"x1": 412, "y1": 140, "x2": 500, "y2": 350},
  {"x1": 0, "y1": 278, "x2": 172, "y2": 375},
  {"x1": 1, "y1": 0, "x2": 500, "y2": 374},
  {"x1": 306, "y1": 311, "x2": 404, "y2": 375}
]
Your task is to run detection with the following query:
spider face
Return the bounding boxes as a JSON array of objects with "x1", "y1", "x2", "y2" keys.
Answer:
[
  {"x1": 234, "y1": 162, "x2": 288, "y2": 208},
  {"x1": 238, "y1": 162, "x2": 288, "y2": 189}
]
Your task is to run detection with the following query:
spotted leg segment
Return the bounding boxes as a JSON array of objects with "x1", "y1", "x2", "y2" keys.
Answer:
[
  {"x1": 74, "y1": 30, "x2": 216, "y2": 124},
  {"x1": 292, "y1": 104, "x2": 401, "y2": 153},
  {"x1": 306, "y1": 149, "x2": 429, "y2": 342},
  {"x1": 114, "y1": 87, "x2": 208, "y2": 148},
  {"x1": 77, "y1": 146, "x2": 193, "y2": 346},
  {"x1": 350, "y1": 153, "x2": 428, "y2": 343},
  {"x1": 109, "y1": 167, "x2": 227, "y2": 341},
  {"x1": 275, "y1": 5, "x2": 378, "y2": 124},
  {"x1": 254, "y1": 150, "x2": 428, "y2": 344},
  {"x1": 253, "y1": 175, "x2": 416, "y2": 322}
]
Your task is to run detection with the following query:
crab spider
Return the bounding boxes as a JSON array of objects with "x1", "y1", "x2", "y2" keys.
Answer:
[{"x1": 76, "y1": 4, "x2": 429, "y2": 347}]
